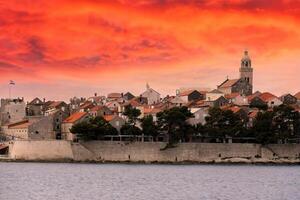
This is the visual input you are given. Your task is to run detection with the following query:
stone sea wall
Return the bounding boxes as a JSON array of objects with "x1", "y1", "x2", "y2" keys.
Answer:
[{"x1": 5, "y1": 140, "x2": 300, "y2": 164}]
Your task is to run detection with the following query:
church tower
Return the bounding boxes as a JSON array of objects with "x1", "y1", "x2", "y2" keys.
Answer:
[{"x1": 239, "y1": 50, "x2": 253, "y2": 90}]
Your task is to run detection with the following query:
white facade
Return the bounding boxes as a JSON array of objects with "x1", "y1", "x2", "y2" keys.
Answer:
[{"x1": 141, "y1": 87, "x2": 160, "y2": 105}]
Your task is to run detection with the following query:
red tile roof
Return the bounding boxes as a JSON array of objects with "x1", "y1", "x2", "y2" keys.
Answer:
[
  {"x1": 144, "y1": 107, "x2": 162, "y2": 114},
  {"x1": 225, "y1": 93, "x2": 240, "y2": 99},
  {"x1": 295, "y1": 92, "x2": 300, "y2": 100},
  {"x1": 179, "y1": 90, "x2": 198, "y2": 96},
  {"x1": 259, "y1": 92, "x2": 278, "y2": 102},
  {"x1": 248, "y1": 110, "x2": 259, "y2": 118},
  {"x1": 49, "y1": 101, "x2": 64, "y2": 108},
  {"x1": 221, "y1": 105, "x2": 241, "y2": 113},
  {"x1": 103, "y1": 115, "x2": 117, "y2": 122},
  {"x1": 79, "y1": 101, "x2": 94, "y2": 110},
  {"x1": 8, "y1": 120, "x2": 31, "y2": 129},
  {"x1": 219, "y1": 79, "x2": 239, "y2": 88},
  {"x1": 63, "y1": 112, "x2": 87, "y2": 123},
  {"x1": 107, "y1": 93, "x2": 122, "y2": 99},
  {"x1": 90, "y1": 105, "x2": 105, "y2": 112}
]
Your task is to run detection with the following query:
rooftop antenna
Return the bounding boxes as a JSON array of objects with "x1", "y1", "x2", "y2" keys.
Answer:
[{"x1": 9, "y1": 80, "x2": 15, "y2": 99}]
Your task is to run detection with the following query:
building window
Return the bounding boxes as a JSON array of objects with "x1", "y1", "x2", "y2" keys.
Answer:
[{"x1": 116, "y1": 121, "x2": 120, "y2": 126}]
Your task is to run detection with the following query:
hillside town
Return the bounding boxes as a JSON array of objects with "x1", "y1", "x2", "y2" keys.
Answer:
[{"x1": 0, "y1": 51, "x2": 299, "y2": 145}]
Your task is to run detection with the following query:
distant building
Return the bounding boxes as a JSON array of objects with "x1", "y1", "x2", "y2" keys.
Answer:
[
  {"x1": 178, "y1": 90, "x2": 204, "y2": 103},
  {"x1": 0, "y1": 98, "x2": 26, "y2": 125},
  {"x1": 225, "y1": 93, "x2": 249, "y2": 106},
  {"x1": 205, "y1": 96, "x2": 229, "y2": 107},
  {"x1": 279, "y1": 94, "x2": 297, "y2": 105},
  {"x1": 2, "y1": 112, "x2": 65, "y2": 140},
  {"x1": 89, "y1": 106, "x2": 112, "y2": 118},
  {"x1": 218, "y1": 50, "x2": 253, "y2": 95},
  {"x1": 27, "y1": 97, "x2": 45, "y2": 116},
  {"x1": 206, "y1": 89, "x2": 224, "y2": 101},
  {"x1": 62, "y1": 112, "x2": 90, "y2": 141},
  {"x1": 187, "y1": 107, "x2": 209, "y2": 126},
  {"x1": 259, "y1": 92, "x2": 282, "y2": 108},
  {"x1": 123, "y1": 92, "x2": 135, "y2": 101},
  {"x1": 103, "y1": 115, "x2": 125, "y2": 133},
  {"x1": 141, "y1": 83, "x2": 160, "y2": 105}
]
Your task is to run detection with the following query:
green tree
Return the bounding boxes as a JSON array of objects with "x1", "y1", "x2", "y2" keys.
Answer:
[
  {"x1": 120, "y1": 123, "x2": 142, "y2": 135},
  {"x1": 123, "y1": 105, "x2": 141, "y2": 125},
  {"x1": 70, "y1": 116, "x2": 118, "y2": 141},
  {"x1": 273, "y1": 105, "x2": 300, "y2": 142},
  {"x1": 156, "y1": 106, "x2": 193, "y2": 145},
  {"x1": 141, "y1": 115, "x2": 159, "y2": 140},
  {"x1": 204, "y1": 107, "x2": 244, "y2": 141},
  {"x1": 252, "y1": 111, "x2": 276, "y2": 144}
]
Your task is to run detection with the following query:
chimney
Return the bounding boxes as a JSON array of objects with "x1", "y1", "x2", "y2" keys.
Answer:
[
  {"x1": 43, "y1": 98, "x2": 46, "y2": 103},
  {"x1": 121, "y1": 93, "x2": 124, "y2": 97},
  {"x1": 94, "y1": 93, "x2": 97, "y2": 97}
]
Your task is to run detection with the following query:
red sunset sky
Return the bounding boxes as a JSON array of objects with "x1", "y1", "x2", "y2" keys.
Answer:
[{"x1": 0, "y1": 0, "x2": 299, "y2": 101}]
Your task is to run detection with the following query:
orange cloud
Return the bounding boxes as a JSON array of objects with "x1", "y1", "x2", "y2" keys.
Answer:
[{"x1": 0, "y1": 0, "x2": 299, "y2": 100}]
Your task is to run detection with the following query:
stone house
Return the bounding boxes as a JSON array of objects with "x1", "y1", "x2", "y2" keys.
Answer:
[
  {"x1": 0, "y1": 98, "x2": 26, "y2": 125},
  {"x1": 27, "y1": 97, "x2": 45, "y2": 116},
  {"x1": 107, "y1": 93, "x2": 123, "y2": 102},
  {"x1": 2, "y1": 114, "x2": 62, "y2": 140},
  {"x1": 141, "y1": 84, "x2": 160, "y2": 105},
  {"x1": 2, "y1": 120, "x2": 31, "y2": 139},
  {"x1": 206, "y1": 89, "x2": 224, "y2": 101},
  {"x1": 279, "y1": 94, "x2": 298, "y2": 105},
  {"x1": 89, "y1": 106, "x2": 112, "y2": 118},
  {"x1": 78, "y1": 101, "x2": 95, "y2": 112},
  {"x1": 44, "y1": 109, "x2": 69, "y2": 139},
  {"x1": 178, "y1": 90, "x2": 204, "y2": 103},
  {"x1": 225, "y1": 93, "x2": 249, "y2": 106},
  {"x1": 142, "y1": 106, "x2": 162, "y2": 122},
  {"x1": 205, "y1": 96, "x2": 229, "y2": 107},
  {"x1": 248, "y1": 95, "x2": 267, "y2": 109},
  {"x1": 123, "y1": 92, "x2": 135, "y2": 101},
  {"x1": 167, "y1": 96, "x2": 186, "y2": 107},
  {"x1": 105, "y1": 101, "x2": 122, "y2": 113},
  {"x1": 259, "y1": 92, "x2": 282, "y2": 108},
  {"x1": 187, "y1": 107, "x2": 209, "y2": 126},
  {"x1": 62, "y1": 112, "x2": 90, "y2": 141},
  {"x1": 69, "y1": 97, "x2": 86, "y2": 113},
  {"x1": 104, "y1": 115, "x2": 125, "y2": 133},
  {"x1": 218, "y1": 78, "x2": 252, "y2": 96},
  {"x1": 87, "y1": 93, "x2": 106, "y2": 105},
  {"x1": 45, "y1": 101, "x2": 69, "y2": 115}
]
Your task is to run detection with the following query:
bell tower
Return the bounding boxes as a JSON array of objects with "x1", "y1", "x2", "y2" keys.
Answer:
[{"x1": 240, "y1": 50, "x2": 253, "y2": 87}]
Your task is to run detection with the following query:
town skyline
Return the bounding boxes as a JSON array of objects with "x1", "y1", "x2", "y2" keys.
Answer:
[{"x1": 0, "y1": 0, "x2": 300, "y2": 100}]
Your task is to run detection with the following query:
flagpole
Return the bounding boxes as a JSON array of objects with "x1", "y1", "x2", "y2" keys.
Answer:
[
  {"x1": 9, "y1": 82, "x2": 11, "y2": 99},
  {"x1": 8, "y1": 80, "x2": 15, "y2": 99}
]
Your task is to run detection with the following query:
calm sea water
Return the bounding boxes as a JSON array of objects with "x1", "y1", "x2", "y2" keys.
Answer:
[{"x1": 0, "y1": 163, "x2": 300, "y2": 200}]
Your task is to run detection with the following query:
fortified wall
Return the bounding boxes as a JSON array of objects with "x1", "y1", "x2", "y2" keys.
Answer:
[{"x1": 5, "y1": 140, "x2": 300, "y2": 163}]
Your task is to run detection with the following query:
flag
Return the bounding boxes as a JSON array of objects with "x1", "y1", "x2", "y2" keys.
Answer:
[{"x1": 9, "y1": 80, "x2": 15, "y2": 85}]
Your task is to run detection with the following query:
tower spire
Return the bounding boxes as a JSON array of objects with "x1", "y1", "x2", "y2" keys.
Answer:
[{"x1": 239, "y1": 50, "x2": 253, "y2": 95}]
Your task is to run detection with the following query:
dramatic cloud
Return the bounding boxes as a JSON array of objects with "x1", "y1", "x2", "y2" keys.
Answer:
[{"x1": 0, "y1": 0, "x2": 299, "y2": 100}]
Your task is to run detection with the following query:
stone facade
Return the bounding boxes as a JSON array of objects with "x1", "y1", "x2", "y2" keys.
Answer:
[
  {"x1": 0, "y1": 98, "x2": 26, "y2": 125},
  {"x1": 141, "y1": 84, "x2": 160, "y2": 105}
]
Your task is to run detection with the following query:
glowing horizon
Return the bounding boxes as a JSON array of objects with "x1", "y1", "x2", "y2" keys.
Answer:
[{"x1": 0, "y1": 0, "x2": 300, "y2": 101}]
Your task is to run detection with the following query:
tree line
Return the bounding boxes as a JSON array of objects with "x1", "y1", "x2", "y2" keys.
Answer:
[{"x1": 71, "y1": 104, "x2": 300, "y2": 144}]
